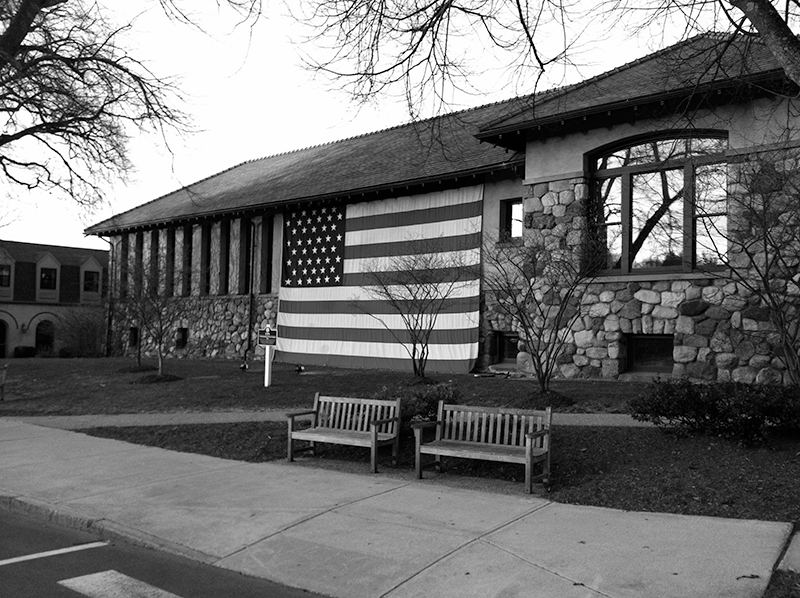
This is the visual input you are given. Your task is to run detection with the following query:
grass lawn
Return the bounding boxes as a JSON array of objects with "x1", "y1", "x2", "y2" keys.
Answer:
[{"x1": 0, "y1": 357, "x2": 644, "y2": 416}]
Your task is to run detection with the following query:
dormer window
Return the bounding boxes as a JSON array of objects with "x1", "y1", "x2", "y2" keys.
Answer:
[
  {"x1": 0, "y1": 264, "x2": 9, "y2": 287},
  {"x1": 40, "y1": 267, "x2": 57, "y2": 290},
  {"x1": 83, "y1": 270, "x2": 100, "y2": 293}
]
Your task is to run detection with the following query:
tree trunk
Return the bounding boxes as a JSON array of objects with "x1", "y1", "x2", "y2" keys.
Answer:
[{"x1": 728, "y1": 0, "x2": 800, "y2": 87}]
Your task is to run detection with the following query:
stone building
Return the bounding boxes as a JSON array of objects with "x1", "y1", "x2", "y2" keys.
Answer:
[{"x1": 87, "y1": 34, "x2": 800, "y2": 383}]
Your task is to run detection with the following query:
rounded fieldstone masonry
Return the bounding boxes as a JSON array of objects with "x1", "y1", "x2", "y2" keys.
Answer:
[{"x1": 481, "y1": 172, "x2": 793, "y2": 385}]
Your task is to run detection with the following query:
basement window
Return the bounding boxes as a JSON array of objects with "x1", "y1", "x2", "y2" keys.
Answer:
[{"x1": 626, "y1": 334, "x2": 673, "y2": 373}]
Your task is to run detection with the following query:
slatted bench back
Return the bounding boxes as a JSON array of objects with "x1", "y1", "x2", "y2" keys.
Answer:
[
  {"x1": 314, "y1": 394, "x2": 399, "y2": 435},
  {"x1": 439, "y1": 403, "x2": 550, "y2": 449}
]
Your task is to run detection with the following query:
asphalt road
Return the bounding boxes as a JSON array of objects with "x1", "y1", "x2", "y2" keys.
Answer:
[{"x1": 0, "y1": 509, "x2": 328, "y2": 598}]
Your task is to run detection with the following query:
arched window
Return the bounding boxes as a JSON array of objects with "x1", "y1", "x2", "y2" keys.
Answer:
[
  {"x1": 35, "y1": 320, "x2": 54, "y2": 354},
  {"x1": 590, "y1": 133, "x2": 728, "y2": 273}
]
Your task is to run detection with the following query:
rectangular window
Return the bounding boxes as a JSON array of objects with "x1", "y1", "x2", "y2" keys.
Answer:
[
  {"x1": 239, "y1": 217, "x2": 252, "y2": 294},
  {"x1": 200, "y1": 223, "x2": 212, "y2": 296},
  {"x1": 40, "y1": 267, "x2": 57, "y2": 290},
  {"x1": 0, "y1": 264, "x2": 10, "y2": 287},
  {"x1": 182, "y1": 224, "x2": 193, "y2": 297},
  {"x1": 176, "y1": 327, "x2": 189, "y2": 349},
  {"x1": 119, "y1": 234, "x2": 129, "y2": 299},
  {"x1": 500, "y1": 199, "x2": 523, "y2": 240},
  {"x1": 626, "y1": 334, "x2": 673, "y2": 373},
  {"x1": 165, "y1": 228, "x2": 176, "y2": 297},
  {"x1": 134, "y1": 231, "x2": 144, "y2": 295},
  {"x1": 149, "y1": 229, "x2": 160, "y2": 291},
  {"x1": 219, "y1": 220, "x2": 230, "y2": 295},
  {"x1": 83, "y1": 270, "x2": 100, "y2": 293},
  {"x1": 129, "y1": 326, "x2": 139, "y2": 347}
]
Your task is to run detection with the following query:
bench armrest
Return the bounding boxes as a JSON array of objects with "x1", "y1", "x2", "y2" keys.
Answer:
[
  {"x1": 525, "y1": 429, "x2": 550, "y2": 440},
  {"x1": 286, "y1": 410, "x2": 317, "y2": 422},
  {"x1": 370, "y1": 416, "x2": 399, "y2": 426}
]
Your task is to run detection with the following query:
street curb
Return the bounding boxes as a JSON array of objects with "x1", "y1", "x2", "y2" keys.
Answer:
[{"x1": 0, "y1": 493, "x2": 218, "y2": 565}]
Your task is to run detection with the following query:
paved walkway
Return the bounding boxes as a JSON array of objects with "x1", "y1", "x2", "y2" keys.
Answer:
[
  {"x1": 6, "y1": 410, "x2": 652, "y2": 430},
  {"x1": 0, "y1": 417, "x2": 798, "y2": 598}
]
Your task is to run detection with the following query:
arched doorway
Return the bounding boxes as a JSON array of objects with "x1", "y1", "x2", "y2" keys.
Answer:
[
  {"x1": 0, "y1": 320, "x2": 6, "y2": 358},
  {"x1": 35, "y1": 320, "x2": 54, "y2": 355}
]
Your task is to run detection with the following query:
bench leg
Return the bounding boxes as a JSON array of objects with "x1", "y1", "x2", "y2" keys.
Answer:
[
  {"x1": 287, "y1": 420, "x2": 294, "y2": 462},
  {"x1": 370, "y1": 443, "x2": 378, "y2": 474}
]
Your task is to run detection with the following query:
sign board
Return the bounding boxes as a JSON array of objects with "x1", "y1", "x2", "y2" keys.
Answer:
[{"x1": 257, "y1": 326, "x2": 277, "y2": 346}]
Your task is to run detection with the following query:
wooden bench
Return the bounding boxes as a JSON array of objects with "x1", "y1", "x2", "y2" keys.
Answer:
[
  {"x1": 413, "y1": 402, "x2": 551, "y2": 493},
  {"x1": 287, "y1": 394, "x2": 401, "y2": 473}
]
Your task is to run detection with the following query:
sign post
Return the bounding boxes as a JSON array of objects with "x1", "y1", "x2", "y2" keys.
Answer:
[{"x1": 257, "y1": 326, "x2": 277, "y2": 387}]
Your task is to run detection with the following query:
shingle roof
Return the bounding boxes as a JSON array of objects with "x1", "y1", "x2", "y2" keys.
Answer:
[
  {"x1": 478, "y1": 34, "x2": 787, "y2": 144},
  {"x1": 0, "y1": 240, "x2": 108, "y2": 267},
  {"x1": 86, "y1": 101, "x2": 526, "y2": 235}
]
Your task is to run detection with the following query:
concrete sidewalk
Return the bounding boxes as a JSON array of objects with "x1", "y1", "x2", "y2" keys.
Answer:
[{"x1": 0, "y1": 417, "x2": 796, "y2": 598}]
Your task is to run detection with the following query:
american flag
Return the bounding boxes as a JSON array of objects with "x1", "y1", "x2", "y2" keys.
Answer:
[
  {"x1": 282, "y1": 205, "x2": 345, "y2": 287},
  {"x1": 276, "y1": 186, "x2": 483, "y2": 374}
]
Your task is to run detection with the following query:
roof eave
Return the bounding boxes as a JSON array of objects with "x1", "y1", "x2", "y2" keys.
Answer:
[
  {"x1": 85, "y1": 157, "x2": 525, "y2": 237},
  {"x1": 477, "y1": 71, "x2": 791, "y2": 148}
]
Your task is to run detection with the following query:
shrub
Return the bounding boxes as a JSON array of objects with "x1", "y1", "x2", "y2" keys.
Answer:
[
  {"x1": 628, "y1": 379, "x2": 800, "y2": 444},
  {"x1": 373, "y1": 381, "x2": 461, "y2": 434}
]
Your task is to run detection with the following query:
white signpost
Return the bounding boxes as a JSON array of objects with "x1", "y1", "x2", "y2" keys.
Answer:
[{"x1": 257, "y1": 326, "x2": 277, "y2": 387}]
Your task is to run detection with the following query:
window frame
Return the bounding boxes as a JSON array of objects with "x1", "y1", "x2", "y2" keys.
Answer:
[
  {"x1": 83, "y1": 270, "x2": 100, "y2": 293},
  {"x1": 39, "y1": 267, "x2": 58, "y2": 290},
  {"x1": 0, "y1": 263, "x2": 10, "y2": 287},
  {"x1": 499, "y1": 198, "x2": 523, "y2": 242},
  {"x1": 590, "y1": 131, "x2": 728, "y2": 275}
]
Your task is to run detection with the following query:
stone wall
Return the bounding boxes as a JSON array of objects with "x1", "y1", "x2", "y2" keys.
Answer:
[
  {"x1": 119, "y1": 294, "x2": 278, "y2": 360},
  {"x1": 482, "y1": 168, "x2": 794, "y2": 385}
]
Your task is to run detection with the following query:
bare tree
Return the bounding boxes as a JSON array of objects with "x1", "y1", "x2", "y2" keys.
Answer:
[
  {"x1": 483, "y1": 237, "x2": 592, "y2": 393},
  {"x1": 0, "y1": 0, "x2": 265, "y2": 210},
  {"x1": 294, "y1": 0, "x2": 800, "y2": 115},
  {"x1": 697, "y1": 148, "x2": 800, "y2": 386},
  {"x1": 116, "y1": 263, "x2": 193, "y2": 377},
  {"x1": 0, "y1": 1, "x2": 189, "y2": 207},
  {"x1": 359, "y1": 240, "x2": 477, "y2": 378}
]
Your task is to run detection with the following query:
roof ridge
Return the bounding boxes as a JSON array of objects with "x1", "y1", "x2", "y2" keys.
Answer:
[{"x1": 0, "y1": 238, "x2": 107, "y2": 253}]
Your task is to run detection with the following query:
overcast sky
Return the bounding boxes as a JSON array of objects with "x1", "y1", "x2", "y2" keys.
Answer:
[{"x1": 1, "y1": 1, "x2": 649, "y2": 250}]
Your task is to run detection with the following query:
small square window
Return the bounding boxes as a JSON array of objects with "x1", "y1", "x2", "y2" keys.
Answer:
[
  {"x1": 40, "y1": 267, "x2": 57, "y2": 290},
  {"x1": 0, "y1": 264, "x2": 10, "y2": 287},
  {"x1": 83, "y1": 270, "x2": 100, "y2": 293},
  {"x1": 500, "y1": 199, "x2": 523, "y2": 240}
]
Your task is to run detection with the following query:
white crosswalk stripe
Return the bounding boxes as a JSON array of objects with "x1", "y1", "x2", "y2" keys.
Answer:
[
  {"x1": 58, "y1": 570, "x2": 185, "y2": 598},
  {"x1": 0, "y1": 542, "x2": 108, "y2": 567}
]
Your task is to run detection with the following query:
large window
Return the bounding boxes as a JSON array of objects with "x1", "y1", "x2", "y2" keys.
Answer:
[{"x1": 591, "y1": 134, "x2": 728, "y2": 273}]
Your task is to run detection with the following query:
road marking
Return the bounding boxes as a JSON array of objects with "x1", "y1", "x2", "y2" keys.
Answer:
[
  {"x1": 0, "y1": 541, "x2": 108, "y2": 567},
  {"x1": 59, "y1": 570, "x2": 185, "y2": 598}
]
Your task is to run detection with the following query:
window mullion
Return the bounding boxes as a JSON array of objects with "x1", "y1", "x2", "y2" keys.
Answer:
[
  {"x1": 621, "y1": 172, "x2": 631, "y2": 274},
  {"x1": 683, "y1": 162, "x2": 695, "y2": 271}
]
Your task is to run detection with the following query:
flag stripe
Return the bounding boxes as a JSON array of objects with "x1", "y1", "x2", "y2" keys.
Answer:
[
  {"x1": 343, "y1": 265, "x2": 480, "y2": 288},
  {"x1": 345, "y1": 232, "x2": 481, "y2": 260},
  {"x1": 279, "y1": 337, "x2": 477, "y2": 360},
  {"x1": 277, "y1": 352, "x2": 472, "y2": 374},
  {"x1": 278, "y1": 310, "x2": 479, "y2": 331},
  {"x1": 278, "y1": 295, "x2": 479, "y2": 315},
  {"x1": 277, "y1": 186, "x2": 483, "y2": 374},
  {"x1": 346, "y1": 199, "x2": 482, "y2": 233},
  {"x1": 278, "y1": 326, "x2": 478, "y2": 345}
]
